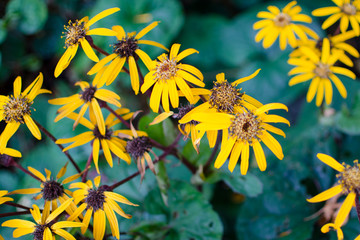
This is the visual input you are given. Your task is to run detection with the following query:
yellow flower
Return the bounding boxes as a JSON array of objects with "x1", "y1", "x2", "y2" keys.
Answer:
[
  {"x1": 9, "y1": 163, "x2": 81, "y2": 216},
  {"x1": 307, "y1": 153, "x2": 360, "y2": 240},
  {"x1": 190, "y1": 103, "x2": 289, "y2": 174},
  {"x1": 290, "y1": 30, "x2": 359, "y2": 67},
  {"x1": 288, "y1": 38, "x2": 356, "y2": 106},
  {"x1": 2, "y1": 198, "x2": 82, "y2": 239},
  {"x1": 179, "y1": 71, "x2": 263, "y2": 149},
  {"x1": 88, "y1": 22, "x2": 168, "y2": 94},
  {"x1": 55, "y1": 7, "x2": 120, "y2": 77},
  {"x1": 0, "y1": 73, "x2": 51, "y2": 150},
  {"x1": 48, "y1": 73, "x2": 121, "y2": 135},
  {"x1": 141, "y1": 43, "x2": 205, "y2": 113},
  {"x1": 68, "y1": 175, "x2": 138, "y2": 240},
  {"x1": 312, "y1": 0, "x2": 360, "y2": 35},
  {"x1": 56, "y1": 109, "x2": 143, "y2": 173},
  {"x1": 254, "y1": 1, "x2": 318, "y2": 50}
]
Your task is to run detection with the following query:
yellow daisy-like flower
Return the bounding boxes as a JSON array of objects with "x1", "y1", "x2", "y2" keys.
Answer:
[
  {"x1": 68, "y1": 175, "x2": 138, "y2": 240},
  {"x1": 288, "y1": 38, "x2": 356, "y2": 106},
  {"x1": 55, "y1": 7, "x2": 120, "y2": 77},
  {"x1": 179, "y1": 71, "x2": 263, "y2": 149},
  {"x1": 48, "y1": 73, "x2": 121, "y2": 135},
  {"x1": 312, "y1": 0, "x2": 360, "y2": 35},
  {"x1": 290, "y1": 30, "x2": 359, "y2": 67},
  {"x1": 0, "y1": 73, "x2": 51, "y2": 150},
  {"x1": 190, "y1": 103, "x2": 289, "y2": 175},
  {"x1": 307, "y1": 153, "x2": 360, "y2": 240},
  {"x1": 254, "y1": 1, "x2": 318, "y2": 50},
  {"x1": 9, "y1": 163, "x2": 81, "y2": 216},
  {"x1": 141, "y1": 43, "x2": 205, "y2": 113},
  {"x1": 88, "y1": 22, "x2": 168, "y2": 94},
  {"x1": 2, "y1": 198, "x2": 82, "y2": 240},
  {"x1": 56, "y1": 109, "x2": 144, "y2": 173}
]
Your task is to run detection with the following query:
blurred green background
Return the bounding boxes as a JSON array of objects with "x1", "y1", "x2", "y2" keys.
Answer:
[{"x1": 1, "y1": 0, "x2": 360, "y2": 239}]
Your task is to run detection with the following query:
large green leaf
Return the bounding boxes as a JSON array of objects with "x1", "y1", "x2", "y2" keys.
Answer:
[
  {"x1": 335, "y1": 92, "x2": 360, "y2": 135},
  {"x1": 140, "y1": 180, "x2": 223, "y2": 240}
]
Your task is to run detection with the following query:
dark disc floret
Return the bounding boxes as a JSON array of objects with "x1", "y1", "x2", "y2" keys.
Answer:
[
  {"x1": 85, "y1": 187, "x2": 106, "y2": 211},
  {"x1": 93, "y1": 126, "x2": 113, "y2": 140},
  {"x1": 173, "y1": 105, "x2": 199, "y2": 129},
  {"x1": 81, "y1": 86, "x2": 97, "y2": 102},
  {"x1": 126, "y1": 136, "x2": 152, "y2": 159},
  {"x1": 33, "y1": 222, "x2": 54, "y2": 240},
  {"x1": 113, "y1": 36, "x2": 139, "y2": 58},
  {"x1": 42, "y1": 180, "x2": 64, "y2": 201}
]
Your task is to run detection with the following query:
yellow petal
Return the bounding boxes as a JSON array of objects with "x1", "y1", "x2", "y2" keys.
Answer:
[
  {"x1": 93, "y1": 209, "x2": 106, "y2": 240},
  {"x1": 135, "y1": 21, "x2": 159, "y2": 39},
  {"x1": 334, "y1": 191, "x2": 356, "y2": 227},
  {"x1": 149, "y1": 111, "x2": 174, "y2": 125},
  {"x1": 307, "y1": 184, "x2": 343, "y2": 202},
  {"x1": 214, "y1": 136, "x2": 236, "y2": 169},
  {"x1": 80, "y1": 39, "x2": 99, "y2": 62},
  {"x1": 253, "y1": 141, "x2": 266, "y2": 171},
  {"x1": 86, "y1": 7, "x2": 120, "y2": 27},
  {"x1": 317, "y1": 153, "x2": 344, "y2": 172}
]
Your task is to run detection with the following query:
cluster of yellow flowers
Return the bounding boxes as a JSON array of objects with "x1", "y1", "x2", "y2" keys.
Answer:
[
  {"x1": 254, "y1": 1, "x2": 360, "y2": 239},
  {"x1": 0, "y1": 5, "x2": 292, "y2": 239}
]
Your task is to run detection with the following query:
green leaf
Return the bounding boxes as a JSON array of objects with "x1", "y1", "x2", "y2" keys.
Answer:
[
  {"x1": 0, "y1": 20, "x2": 7, "y2": 44},
  {"x1": 130, "y1": 221, "x2": 169, "y2": 240},
  {"x1": 143, "y1": 180, "x2": 223, "y2": 240},
  {"x1": 335, "y1": 91, "x2": 360, "y2": 135},
  {"x1": 6, "y1": 0, "x2": 48, "y2": 35},
  {"x1": 138, "y1": 112, "x2": 166, "y2": 145}
]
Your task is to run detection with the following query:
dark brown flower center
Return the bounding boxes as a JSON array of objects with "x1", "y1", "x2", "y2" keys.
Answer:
[
  {"x1": 126, "y1": 136, "x2": 152, "y2": 159},
  {"x1": 81, "y1": 86, "x2": 97, "y2": 102},
  {"x1": 113, "y1": 36, "x2": 139, "y2": 58},
  {"x1": 85, "y1": 188, "x2": 106, "y2": 211},
  {"x1": 33, "y1": 222, "x2": 54, "y2": 240},
  {"x1": 42, "y1": 180, "x2": 64, "y2": 201},
  {"x1": 3, "y1": 95, "x2": 32, "y2": 123},
  {"x1": 209, "y1": 81, "x2": 243, "y2": 113},
  {"x1": 93, "y1": 126, "x2": 113, "y2": 140}
]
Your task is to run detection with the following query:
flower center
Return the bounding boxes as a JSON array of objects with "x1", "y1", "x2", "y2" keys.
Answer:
[
  {"x1": 174, "y1": 105, "x2": 199, "y2": 130},
  {"x1": 113, "y1": 36, "x2": 139, "y2": 58},
  {"x1": 81, "y1": 86, "x2": 97, "y2": 102},
  {"x1": 337, "y1": 160, "x2": 360, "y2": 194},
  {"x1": 93, "y1": 126, "x2": 113, "y2": 140},
  {"x1": 85, "y1": 187, "x2": 106, "y2": 211},
  {"x1": 33, "y1": 222, "x2": 54, "y2": 240},
  {"x1": 229, "y1": 112, "x2": 262, "y2": 143},
  {"x1": 314, "y1": 63, "x2": 331, "y2": 79},
  {"x1": 42, "y1": 180, "x2": 64, "y2": 201},
  {"x1": 3, "y1": 95, "x2": 32, "y2": 123},
  {"x1": 155, "y1": 56, "x2": 178, "y2": 81},
  {"x1": 274, "y1": 13, "x2": 291, "y2": 27},
  {"x1": 63, "y1": 20, "x2": 87, "y2": 48},
  {"x1": 209, "y1": 81, "x2": 244, "y2": 113},
  {"x1": 126, "y1": 136, "x2": 152, "y2": 159},
  {"x1": 342, "y1": 3, "x2": 357, "y2": 15}
]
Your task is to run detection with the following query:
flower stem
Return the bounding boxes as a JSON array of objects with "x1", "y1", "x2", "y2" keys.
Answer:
[
  {"x1": 11, "y1": 160, "x2": 42, "y2": 182},
  {"x1": 0, "y1": 210, "x2": 30, "y2": 218},
  {"x1": 110, "y1": 133, "x2": 183, "y2": 190},
  {"x1": 34, "y1": 120, "x2": 81, "y2": 173},
  {"x1": 5, "y1": 201, "x2": 31, "y2": 210},
  {"x1": 82, "y1": 150, "x2": 93, "y2": 182},
  {"x1": 104, "y1": 103, "x2": 131, "y2": 128}
]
